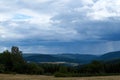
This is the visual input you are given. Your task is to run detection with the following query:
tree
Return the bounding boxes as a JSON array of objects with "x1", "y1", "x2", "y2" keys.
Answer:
[
  {"x1": 0, "y1": 46, "x2": 26, "y2": 73},
  {"x1": 80, "y1": 60, "x2": 105, "y2": 74},
  {"x1": 10, "y1": 46, "x2": 26, "y2": 73},
  {"x1": 11, "y1": 46, "x2": 25, "y2": 64},
  {"x1": 59, "y1": 66, "x2": 68, "y2": 73},
  {"x1": 0, "y1": 50, "x2": 13, "y2": 71},
  {"x1": 26, "y1": 63, "x2": 44, "y2": 74},
  {"x1": 11, "y1": 46, "x2": 22, "y2": 54}
]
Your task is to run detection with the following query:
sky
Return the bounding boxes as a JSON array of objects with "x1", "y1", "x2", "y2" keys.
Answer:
[{"x1": 0, "y1": 0, "x2": 120, "y2": 55}]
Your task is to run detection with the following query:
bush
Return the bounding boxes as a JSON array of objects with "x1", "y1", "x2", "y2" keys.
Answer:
[
  {"x1": 54, "y1": 72, "x2": 68, "y2": 77},
  {"x1": 0, "y1": 64, "x2": 5, "y2": 73},
  {"x1": 26, "y1": 63, "x2": 44, "y2": 74}
]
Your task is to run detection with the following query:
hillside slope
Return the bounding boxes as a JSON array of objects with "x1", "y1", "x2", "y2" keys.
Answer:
[{"x1": 23, "y1": 51, "x2": 120, "y2": 64}]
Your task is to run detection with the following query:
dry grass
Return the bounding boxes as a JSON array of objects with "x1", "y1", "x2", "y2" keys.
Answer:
[{"x1": 0, "y1": 74, "x2": 120, "y2": 80}]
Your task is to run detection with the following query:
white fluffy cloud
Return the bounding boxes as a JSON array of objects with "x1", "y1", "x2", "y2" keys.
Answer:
[{"x1": 87, "y1": 0, "x2": 120, "y2": 20}]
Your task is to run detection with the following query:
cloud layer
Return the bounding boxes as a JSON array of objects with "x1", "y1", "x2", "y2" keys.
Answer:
[{"x1": 0, "y1": 0, "x2": 120, "y2": 54}]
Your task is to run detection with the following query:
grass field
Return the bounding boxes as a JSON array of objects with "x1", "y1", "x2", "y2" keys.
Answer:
[{"x1": 0, "y1": 74, "x2": 120, "y2": 80}]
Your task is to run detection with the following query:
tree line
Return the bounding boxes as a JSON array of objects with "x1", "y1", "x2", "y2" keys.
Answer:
[{"x1": 0, "y1": 46, "x2": 120, "y2": 77}]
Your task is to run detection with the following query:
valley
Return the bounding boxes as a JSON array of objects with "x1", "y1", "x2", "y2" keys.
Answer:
[{"x1": 23, "y1": 51, "x2": 120, "y2": 64}]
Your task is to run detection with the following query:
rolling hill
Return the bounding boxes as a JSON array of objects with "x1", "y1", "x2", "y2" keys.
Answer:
[
  {"x1": 98, "y1": 51, "x2": 120, "y2": 61},
  {"x1": 23, "y1": 51, "x2": 120, "y2": 64},
  {"x1": 23, "y1": 54, "x2": 97, "y2": 64}
]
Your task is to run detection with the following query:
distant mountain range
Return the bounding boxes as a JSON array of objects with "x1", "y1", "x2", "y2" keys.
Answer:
[{"x1": 23, "y1": 51, "x2": 120, "y2": 64}]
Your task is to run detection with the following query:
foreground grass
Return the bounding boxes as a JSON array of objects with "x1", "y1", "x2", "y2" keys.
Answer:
[{"x1": 0, "y1": 74, "x2": 120, "y2": 80}]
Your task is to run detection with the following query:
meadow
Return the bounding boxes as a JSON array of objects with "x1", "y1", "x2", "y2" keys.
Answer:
[{"x1": 0, "y1": 74, "x2": 120, "y2": 80}]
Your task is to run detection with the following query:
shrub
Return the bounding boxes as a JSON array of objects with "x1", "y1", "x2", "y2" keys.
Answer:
[{"x1": 0, "y1": 64, "x2": 5, "y2": 73}]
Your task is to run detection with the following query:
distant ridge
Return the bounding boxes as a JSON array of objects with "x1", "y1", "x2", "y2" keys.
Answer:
[
  {"x1": 99, "y1": 51, "x2": 120, "y2": 61},
  {"x1": 23, "y1": 51, "x2": 120, "y2": 64},
  {"x1": 23, "y1": 53, "x2": 97, "y2": 64}
]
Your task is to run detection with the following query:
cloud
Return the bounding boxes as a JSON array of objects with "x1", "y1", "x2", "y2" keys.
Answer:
[
  {"x1": 87, "y1": 0, "x2": 120, "y2": 20},
  {"x1": 0, "y1": 0, "x2": 120, "y2": 54}
]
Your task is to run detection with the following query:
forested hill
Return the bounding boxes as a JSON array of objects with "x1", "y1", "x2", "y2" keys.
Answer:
[
  {"x1": 23, "y1": 51, "x2": 120, "y2": 64},
  {"x1": 99, "y1": 51, "x2": 120, "y2": 61},
  {"x1": 23, "y1": 54, "x2": 97, "y2": 64}
]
